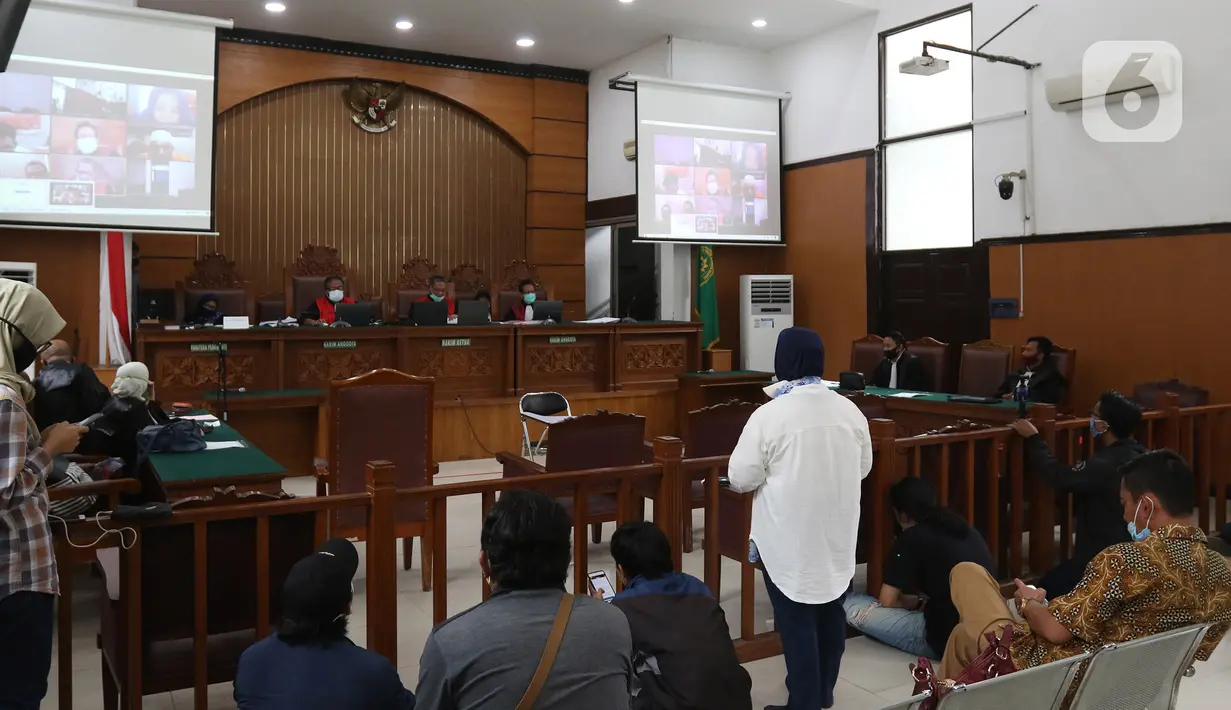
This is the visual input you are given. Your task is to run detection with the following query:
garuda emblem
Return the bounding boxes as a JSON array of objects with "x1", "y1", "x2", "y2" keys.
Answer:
[{"x1": 345, "y1": 81, "x2": 406, "y2": 133}]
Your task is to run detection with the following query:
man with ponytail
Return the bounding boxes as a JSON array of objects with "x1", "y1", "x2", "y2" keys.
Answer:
[{"x1": 843, "y1": 477, "x2": 995, "y2": 659}]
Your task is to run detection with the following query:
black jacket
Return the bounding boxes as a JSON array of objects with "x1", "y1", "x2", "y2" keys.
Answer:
[
  {"x1": 612, "y1": 573, "x2": 751, "y2": 710},
  {"x1": 1023, "y1": 435, "x2": 1145, "y2": 566},
  {"x1": 32, "y1": 362, "x2": 111, "y2": 431},
  {"x1": 871, "y1": 352, "x2": 928, "y2": 391},
  {"x1": 996, "y1": 360, "x2": 1068, "y2": 406}
]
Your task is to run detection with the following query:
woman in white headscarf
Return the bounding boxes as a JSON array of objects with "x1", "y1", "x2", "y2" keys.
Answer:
[
  {"x1": 0, "y1": 278, "x2": 87, "y2": 709},
  {"x1": 99, "y1": 360, "x2": 167, "y2": 470}
]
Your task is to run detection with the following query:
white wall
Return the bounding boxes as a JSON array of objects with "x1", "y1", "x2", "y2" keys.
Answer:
[
  {"x1": 588, "y1": 40, "x2": 669, "y2": 202},
  {"x1": 768, "y1": 0, "x2": 1231, "y2": 238},
  {"x1": 584, "y1": 226, "x2": 612, "y2": 318}
]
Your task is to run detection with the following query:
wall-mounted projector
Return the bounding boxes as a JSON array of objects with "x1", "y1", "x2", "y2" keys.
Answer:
[
  {"x1": 899, "y1": 55, "x2": 950, "y2": 76},
  {"x1": 623, "y1": 139, "x2": 636, "y2": 162}
]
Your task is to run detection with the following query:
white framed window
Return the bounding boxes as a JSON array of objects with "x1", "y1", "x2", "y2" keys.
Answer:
[{"x1": 880, "y1": 7, "x2": 974, "y2": 251}]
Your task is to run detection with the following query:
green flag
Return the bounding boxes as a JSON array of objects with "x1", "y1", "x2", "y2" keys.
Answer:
[{"x1": 694, "y1": 245, "x2": 719, "y2": 349}]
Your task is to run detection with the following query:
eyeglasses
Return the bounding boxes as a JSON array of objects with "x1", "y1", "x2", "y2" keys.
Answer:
[{"x1": 0, "y1": 316, "x2": 49, "y2": 353}]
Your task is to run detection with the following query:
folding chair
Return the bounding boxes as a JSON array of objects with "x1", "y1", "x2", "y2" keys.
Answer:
[
  {"x1": 519, "y1": 391, "x2": 572, "y2": 457},
  {"x1": 878, "y1": 690, "x2": 931, "y2": 709},
  {"x1": 1067, "y1": 624, "x2": 1212, "y2": 710},
  {"x1": 935, "y1": 651, "x2": 1089, "y2": 710}
]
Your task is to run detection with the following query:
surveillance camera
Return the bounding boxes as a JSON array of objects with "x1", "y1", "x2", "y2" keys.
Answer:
[{"x1": 996, "y1": 175, "x2": 1015, "y2": 200}]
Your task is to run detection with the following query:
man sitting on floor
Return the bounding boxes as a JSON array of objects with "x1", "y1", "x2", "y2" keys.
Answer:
[
  {"x1": 416, "y1": 489, "x2": 632, "y2": 709},
  {"x1": 234, "y1": 539, "x2": 415, "y2": 710},
  {"x1": 602, "y1": 521, "x2": 751, "y2": 710},
  {"x1": 941, "y1": 450, "x2": 1231, "y2": 679}
]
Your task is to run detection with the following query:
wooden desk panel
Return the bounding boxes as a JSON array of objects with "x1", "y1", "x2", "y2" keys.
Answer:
[
  {"x1": 615, "y1": 323, "x2": 703, "y2": 391},
  {"x1": 400, "y1": 326, "x2": 516, "y2": 398},
  {"x1": 516, "y1": 325, "x2": 614, "y2": 394},
  {"x1": 280, "y1": 329, "x2": 401, "y2": 390}
]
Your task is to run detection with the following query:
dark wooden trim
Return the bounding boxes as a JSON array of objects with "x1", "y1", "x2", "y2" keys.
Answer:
[
  {"x1": 879, "y1": 3, "x2": 974, "y2": 39},
  {"x1": 982, "y1": 221, "x2": 1231, "y2": 247},
  {"x1": 865, "y1": 153, "x2": 881, "y2": 336},
  {"x1": 218, "y1": 27, "x2": 590, "y2": 85},
  {"x1": 784, "y1": 148, "x2": 875, "y2": 172},
  {"x1": 586, "y1": 194, "x2": 637, "y2": 225}
]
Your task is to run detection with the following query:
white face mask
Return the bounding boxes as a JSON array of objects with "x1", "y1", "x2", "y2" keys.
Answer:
[
  {"x1": 327, "y1": 289, "x2": 344, "y2": 303},
  {"x1": 707, "y1": 180, "x2": 719, "y2": 195},
  {"x1": 77, "y1": 137, "x2": 99, "y2": 155}
]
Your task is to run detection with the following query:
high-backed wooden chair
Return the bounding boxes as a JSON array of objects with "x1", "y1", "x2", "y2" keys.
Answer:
[
  {"x1": 1050, "y1": 344, "x2": 1077, "y2": 411},
  {"x1": 496, "y1": 259, "x2": 553, "y2": 321},
  {"x1": 449, "y1": 263, "x2": 487, "y2": 303},
  {"x1": 318, "y1": 369, "x2": 436, "y2": 588},
  {"x1": 388, "y1": 256, "x2": 443, "y2": 321},
  {"x1": 850, "y1": 334, "x2": 885, "y2": 382},
  {"x1": 681, "y1": 400, "x2": 758, "y2": 553},
  {"x1": 98, "y1": 489, "x2": 315, "y2": 709},
  {"x1": 957, "y1": 340, "x2": 1014, "y2": 397},
  {"x1": 907, "y1": 336, "x2": 949, "y2": 392},
  {"x1": 284, "y1": 245, "x2": 369, "y2": 320},
  {"x1": 497, "y1": 411, "x2": 647, "y2": 543},
  {"x1": 174, "y1": 252, "x2": 254, "y2": 323}
]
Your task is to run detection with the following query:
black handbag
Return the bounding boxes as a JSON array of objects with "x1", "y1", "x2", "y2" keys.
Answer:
[
  {"x1": 839, "y1": 371, "x2": 866, "y2": 391},
  {"x1": 137, "y1": 419, "x2": 206, "y2": 454}
]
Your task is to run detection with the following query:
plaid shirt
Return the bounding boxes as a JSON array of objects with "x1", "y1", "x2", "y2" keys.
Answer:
[{"x1": 0, "y1": 385, "x2": 57, "y2": 600}]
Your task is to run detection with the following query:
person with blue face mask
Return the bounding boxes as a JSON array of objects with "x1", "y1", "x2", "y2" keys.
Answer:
[
  {"x1": 1010, "y1": 391, "x2": 1146, "y2": 597},
  {"x1": 941, "y1": 450, "x2": 1231, "y2": 681}
]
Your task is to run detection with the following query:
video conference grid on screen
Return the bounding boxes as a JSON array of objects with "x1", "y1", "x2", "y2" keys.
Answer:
[
  {"x1": 644, "y1": 133, "x2": 775, "y2": 242},
  {"x1": 0, "y1": 70, "x2": 201, "y2": 217}
]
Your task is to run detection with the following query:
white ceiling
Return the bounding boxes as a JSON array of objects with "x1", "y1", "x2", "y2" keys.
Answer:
[{"x1": 139, "y1": 0, "x2": 880, "y2": 70}]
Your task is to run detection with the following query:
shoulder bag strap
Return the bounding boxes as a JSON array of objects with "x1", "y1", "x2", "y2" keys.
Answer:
[{"x1": 515, "y1": 594, "x2": 575, "y2": 710}]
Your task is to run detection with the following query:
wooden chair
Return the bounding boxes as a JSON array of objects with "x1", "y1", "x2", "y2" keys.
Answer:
[
  {"x1": 449, "y1": 262, "x2": 487, "y2": 302},
  {"x1": 1050, "y1": 344, "x2": 1077, "y2": 412},
  {"x1": 98, "y1": 488, "x2": 315, "y2": 710},
  {"x1": 957, "y1": 340, "x2": 1014, "y2": 397},
  {"x1": 174, "y1": 252, "x2": 254, "y2": 323},
  {"x1": 907, "y1": 336, "x2": 949, "y2": 393},
  {"x1": 496, "y1": 259, "x2": 553, "y2": 321},
  {"x1": 497, "y1": 411, "x2": 648, "y2": 544},
  {"x1": 677, "y1": 400, "x2": 758, "y2": 553},
  {"x1": 388, "y1": 256, "x2": 442, "y2": 321},
  {"x1": 850, "y1": 334, "x2": 885, "y2": 382},
  {"x1": 283, "y1": 245, "x2": 379, "y2": 320},
  {"x1": 317, "y1": 369, "x2": 436, "y2": 589}
]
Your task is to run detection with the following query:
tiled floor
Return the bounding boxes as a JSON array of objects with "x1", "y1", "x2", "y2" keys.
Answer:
[{"x1": 43, "y1": 459, "x2": 1231, "y2": 709}]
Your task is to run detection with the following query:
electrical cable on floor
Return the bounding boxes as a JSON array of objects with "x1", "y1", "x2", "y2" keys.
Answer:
[{"x1": 456, "y1": 395, "x2": 496, "y2": 457}]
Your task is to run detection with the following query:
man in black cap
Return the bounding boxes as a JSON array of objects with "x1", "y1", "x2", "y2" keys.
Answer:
[{"x1": 234, "y1": 539, "x2": 415, "y2": 710}]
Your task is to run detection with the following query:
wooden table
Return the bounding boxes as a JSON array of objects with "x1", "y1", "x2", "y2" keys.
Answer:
[{"x1": 147, "y1": 421, "x2": 288, "y2": 500}]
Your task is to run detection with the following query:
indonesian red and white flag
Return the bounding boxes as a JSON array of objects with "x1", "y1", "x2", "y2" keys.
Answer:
[{"x1": 99, "y1": 231, "x2": 132, "y2": 365}]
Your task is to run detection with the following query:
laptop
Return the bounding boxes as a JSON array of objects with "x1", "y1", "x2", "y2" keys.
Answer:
[
  {"x1": 410, "y1": 300, "x2": 449, "y2": 326},
  {"x1": 457, "y1": 300, "x2": 492, "y2": 326},
  {"x1": 531, "y1": 300, "x2": 564, "y2": 323},
  {"x1": 334, "y1": 301, "x2": 382, "y2": 326}
]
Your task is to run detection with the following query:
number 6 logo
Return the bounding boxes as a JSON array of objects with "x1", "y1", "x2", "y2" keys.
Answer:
[{"x1": 1082, "y1": 41, "x2": 1182, "y2": 143}]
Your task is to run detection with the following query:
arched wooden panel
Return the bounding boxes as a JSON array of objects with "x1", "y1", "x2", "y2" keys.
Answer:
[{"x1": 212, "y1": 80, "x2": 527, "y2": 296}]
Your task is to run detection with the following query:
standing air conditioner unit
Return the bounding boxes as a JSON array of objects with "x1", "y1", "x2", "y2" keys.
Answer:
[
  {"x1": 0, "y1": 262, "x2": 37, "y2": 379},
  {"x1": 740, "y1": 274, "x2": 794, "y2": 372}
]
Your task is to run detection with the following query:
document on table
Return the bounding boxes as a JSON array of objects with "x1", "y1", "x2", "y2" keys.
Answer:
[
  {"x1": 178, "y1": 414, "x2": 219, "y2": 423},
  {"x1": 204, "y1": 441, "x2": 247, "y2": 451},
  {"x1": 575, "y1": 317, "x2": 620, "y2": 324},
  {"x1": 891, "y1": 392, "x2": 924, "y2": 398}
]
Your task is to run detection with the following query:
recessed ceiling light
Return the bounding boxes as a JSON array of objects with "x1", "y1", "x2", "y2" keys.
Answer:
[
  {"x1": 264, "y1": 2, "x2": 286, "y2": 13},
  {"x1": 395, "y1": 20, "x2": 413, "y2": 31},
  {"x1": 752, "y1": 19, "x2": 768, "y2": 28},
  {"x1": 516, "y1": 38, "x2": 535, "y2": 48},
  {"x1": 620, "y1": 0, "x2": 635, "y2": 3}
]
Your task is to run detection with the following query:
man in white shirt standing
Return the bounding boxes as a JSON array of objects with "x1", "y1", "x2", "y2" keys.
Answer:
[{"x1": 728, "y1": 327, "x2": 873, "y2": 710}]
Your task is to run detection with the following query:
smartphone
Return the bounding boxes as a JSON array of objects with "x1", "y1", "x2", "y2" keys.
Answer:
[
  {"x1": 587, "y1": 570, "x2": 616, "y2": 602},
  {"x1": 76, "y1": 413, "x2": 105, "y2": 428}
]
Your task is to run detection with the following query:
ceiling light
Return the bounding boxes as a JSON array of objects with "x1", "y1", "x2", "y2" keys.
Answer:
[
  {"x1": 516, "y1": 38, "x2": 535, "y2": 48},
  {"x1": 620, "y1": 0, "x2": 635, "y2": 3},
  {"x1": 264, "y1": 2, "x2": 286, "y2": 12},
  {"x1": 395, "y1": 20, "x2": 413, "y2": 31},
  {"x1": 752, "y1": 19, "x2": 767, "y2": 28}
]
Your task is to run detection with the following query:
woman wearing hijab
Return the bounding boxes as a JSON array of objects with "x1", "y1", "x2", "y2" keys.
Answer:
[
  {"x1": 98, "y1": 361, "x2": 170, "y2": 471},
  {"x1": 0, "y1": 279, "x2": 87, "y2": 710},
  {"x1": 191, "y1": 293, "x2": 224, "y2": 326},
  {"x1": 728, "y1": 327, "x2": 873, "y2": 710}
]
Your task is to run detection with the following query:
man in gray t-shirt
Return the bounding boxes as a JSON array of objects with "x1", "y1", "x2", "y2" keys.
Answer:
[{"x1": 415, "y1": 491, "x2": 632, "y2": 709}]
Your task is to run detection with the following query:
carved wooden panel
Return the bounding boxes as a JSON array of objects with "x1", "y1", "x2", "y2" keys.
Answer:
[
  {"x1": 527, "y1": 345, "x2": 597, "y2": 374},
  {"x1": 416, "y1": 349, "x2": 494, "y2": 378},
  {"x1": 296, "y1": 350, "x2": 384, "y2": 384},
  {"x1": 625, "y1": 343, "x2": 686, "y2": 371},
  {"x1": 158, "y1": 355, "x2": 256, "y2": 389}
]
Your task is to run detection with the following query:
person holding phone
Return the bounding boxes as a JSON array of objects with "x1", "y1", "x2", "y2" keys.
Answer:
[{"x1": 598, "y1": 521, "x2": 751, "y2": 710}]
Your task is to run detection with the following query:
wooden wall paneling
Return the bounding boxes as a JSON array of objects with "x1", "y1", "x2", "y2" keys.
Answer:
[
  {"x1": 527, "y1": 229, "x2": 585, "y2": 266},
  {"x1": 217, "y1": 42, "x2": 536, "y2": 151},
  {"x1": 212, "y1": 81, "x2": 527, "y2": 297},
  {"x1": 532, "y1": 78, "x2": 588, "y2": 122},
  {"x1": 562, "y1": 302, "x2": 586, "y2": 322},
  {"x1": 527, "y1": 193, "x2": 586, "y2": 230},
  {"x1": 533, "y1": 119, "x2": 587, "y2": 158},
  {"x1": 710, "y1": 245, "x2": 776, "y2": 366},
  {"x1": 536, "y1": 265, "x2": 586, "y2": 302},
  {"x1": 134, "y1": 234, "x2": 199, "y2": 290},
  {"x1": 0, "y1": 229, "x2": 101, "y2": 363},
  {"x1": 527, "y1": 156, "x2": 587, "y2": 194},
  {"x1": 989, "y1": 231, "x2": 1231, "y2": 407}
]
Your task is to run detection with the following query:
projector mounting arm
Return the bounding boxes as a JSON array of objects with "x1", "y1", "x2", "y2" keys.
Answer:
[{"x1": 922, "y1": 41, "x2": 1039, "y2": 70}]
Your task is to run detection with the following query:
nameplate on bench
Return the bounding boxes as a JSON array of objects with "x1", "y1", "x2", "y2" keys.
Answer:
[
  {"x1": 323, "y1": 340, "x2": 357, "y2": 350},
  {"x1": 441, "y1": 338, "x2": 471, "y2": 348},
  {"x1": 189, "y1": 343, "x2": 227, "y2": 353},
  {"x1": 549, "y1": 335, "x2": 577, "y2": 345}
]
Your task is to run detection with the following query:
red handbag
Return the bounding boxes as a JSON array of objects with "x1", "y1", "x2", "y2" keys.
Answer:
[{"x1": 910, "y1": 624, "x2": 1017, "y2": 710}]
